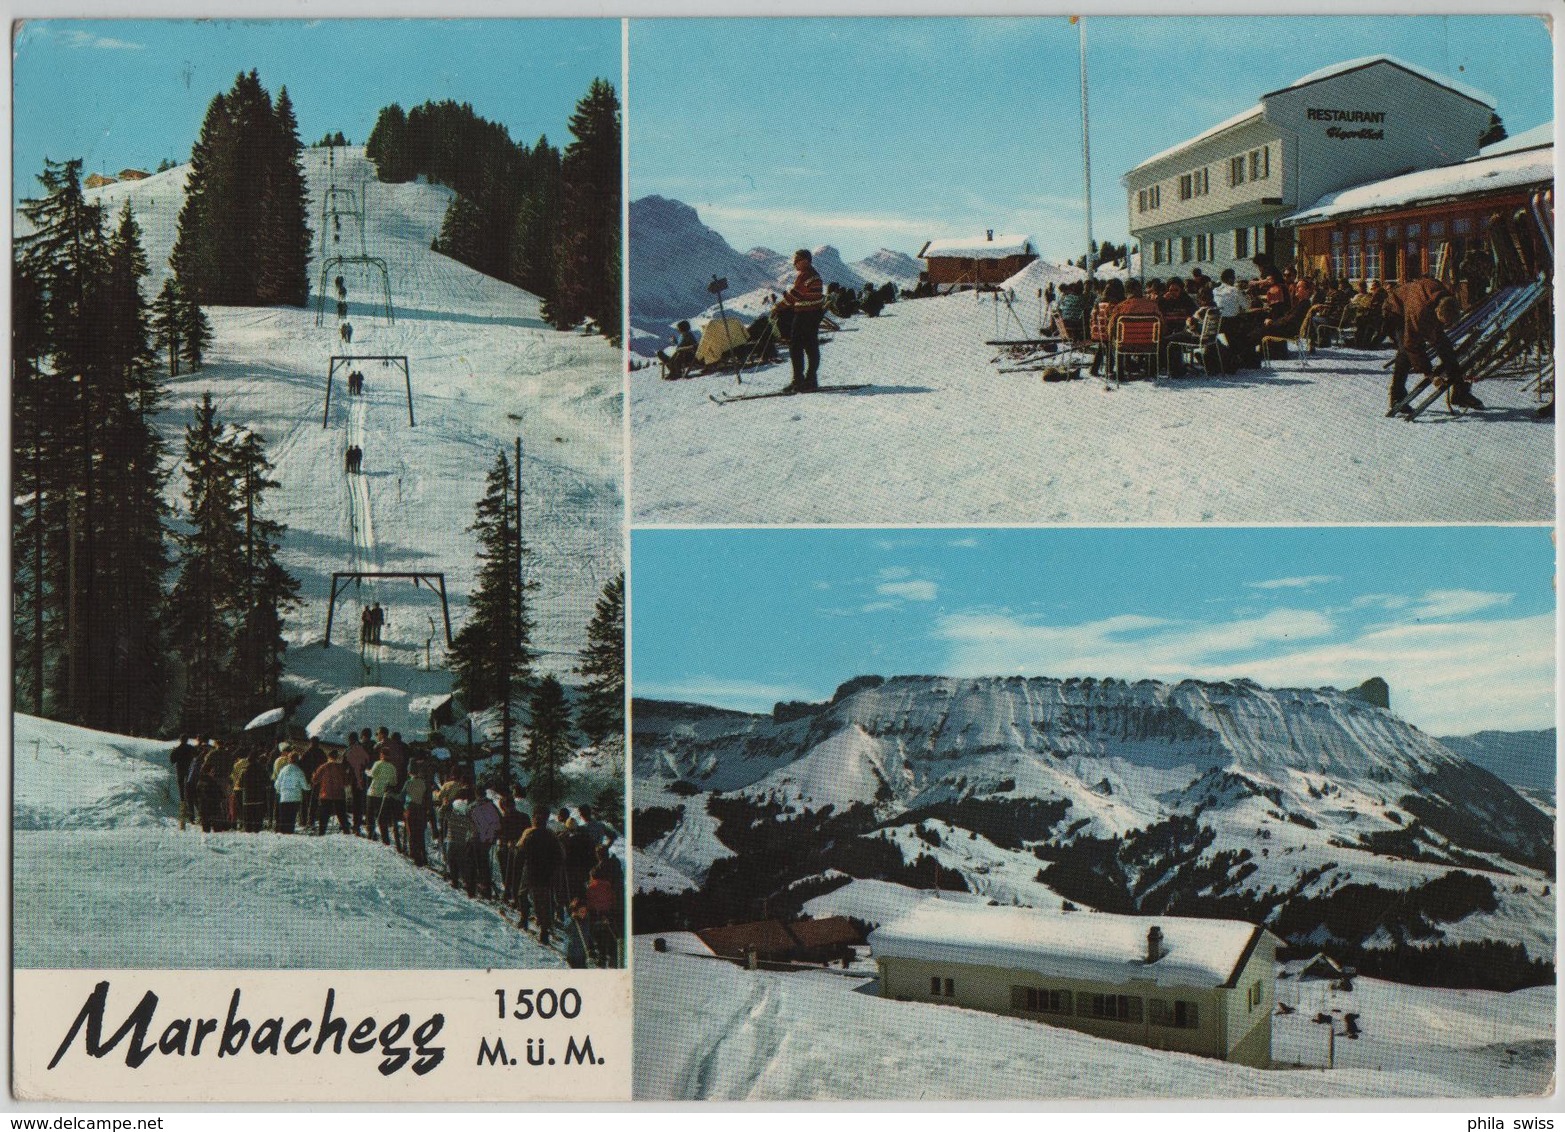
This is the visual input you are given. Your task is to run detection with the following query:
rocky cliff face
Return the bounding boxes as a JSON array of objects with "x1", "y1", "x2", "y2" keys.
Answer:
[{"x1": 634, "y1": 675, "x2": 1555, "y2": 981}]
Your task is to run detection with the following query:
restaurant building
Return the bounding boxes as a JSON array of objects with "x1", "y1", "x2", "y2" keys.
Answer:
[
  {"x1": 1281, "y1": 122, "x2": 1553, "y2": 287},
  {"x1": 1123, "y1": 56, "x2": 1498, "y2": 279}
]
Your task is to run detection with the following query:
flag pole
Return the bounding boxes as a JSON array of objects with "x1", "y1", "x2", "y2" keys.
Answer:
[{"x1": 1078, "y1": 16, "x2": 1093, "y2": 295}]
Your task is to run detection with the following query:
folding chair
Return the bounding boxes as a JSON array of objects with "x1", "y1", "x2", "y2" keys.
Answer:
[
  {"x1": 1166, "y1": 308, "x2": 1224, "y2": 378},
  {"x1": 1260, "y1": 304, "x2": 1324, "y2": 367},
  {"x1": 1113, "y1": 315, "x2": 1162, "y2": 381}
]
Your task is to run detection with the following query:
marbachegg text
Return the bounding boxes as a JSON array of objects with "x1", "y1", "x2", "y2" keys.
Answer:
[{"x1": 49, "y1": 982, "x2": 445, "y2": 1075}]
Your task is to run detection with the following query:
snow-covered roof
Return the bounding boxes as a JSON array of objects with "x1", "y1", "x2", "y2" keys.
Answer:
[
  {"x1": 1479, "y1": 121, "x2": 1553, "y2": 159},
  {"x1": 1264, "y1": 54, "x2": 1494, "y2": 110},
  {"x1": 920, "y1": 234, "x2": 1034, "y2": 260},
  {"x1": 304, "y1": 686, "x2": 440, "y2": 745},
  {"x1": 1283, "y1": 144, "x2": 1553, "y2": 225},
  {"x1": 1128, "y1": 56, "x2": 1493, "y2": 178},
  {"x1": 1126, "y1": 104, "x2": 1264, "y2": 177},
  {"x1": 868, "y1": 902, "x2": 1263, "y2": 990}
]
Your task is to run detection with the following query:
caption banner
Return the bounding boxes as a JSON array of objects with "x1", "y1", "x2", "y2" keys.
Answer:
[{"x1": 14, "y1": 968, "x2": 632, "y2": 1103}]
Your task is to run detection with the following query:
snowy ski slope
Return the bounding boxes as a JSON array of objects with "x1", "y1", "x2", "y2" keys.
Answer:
[
  {"x1": 630, "y1": 288, "x2": 1552, "y2": 524},
  {"x1": 14, "y1": 713, "x2": 562, "y2": 968},
  {"x1": 82, "y1": 148, "x2": 622, "y2": 719},
  {"x1": 11, "y1": 147, "x2": 620, "y2": 969}
]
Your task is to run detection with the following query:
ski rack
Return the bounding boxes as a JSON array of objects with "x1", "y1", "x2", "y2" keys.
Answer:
[
  {"x1": 316, "y1": 254, "x2": 395, "y2": 326},
  {"x1": 323, "y1": 571, "x2": 452, "y2": 648},
  {"x1": 323, "y1": 355, "x2": 415, "y2": 427}
]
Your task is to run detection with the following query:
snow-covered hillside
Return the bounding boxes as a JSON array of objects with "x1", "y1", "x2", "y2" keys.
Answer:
[
  {"x1": 83, "y1": 148, "x2": 622, "y2": 720},
  {"x1": 1439, "y1": 729, "x2": 1557, "y2": 796},
  {"x1": 633, "y1": 675, "x2": 1554, "y2": 972},
  {"x1": 12, "y1": 146, "x2": 621, "y2": 970},
  {"x1": 14, "y1": 713, "x2": 561, "y2": 968},
  {"x1": 633, "y1": 936, "x2": 1554, "y2": 1099},
  {"x1": 629, "y1": 286, "x2": 1552, "y2": 524}
]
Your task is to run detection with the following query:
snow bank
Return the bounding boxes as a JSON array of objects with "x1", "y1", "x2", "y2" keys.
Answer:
[
  {"x1": 869, "y1": 901, "x2": 1260, "y2": 990},
  {"x1": 304, "y1": 686, "x2": 446, "y2": 744},
  {"x1": 921, "y1": 234, "x2": 1033, "y2": 259}
]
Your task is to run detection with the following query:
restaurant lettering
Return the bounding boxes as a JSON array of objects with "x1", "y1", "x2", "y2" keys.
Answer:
[{"x1": 1306, "y1": 107, "x2": 1387, "y2": 123}]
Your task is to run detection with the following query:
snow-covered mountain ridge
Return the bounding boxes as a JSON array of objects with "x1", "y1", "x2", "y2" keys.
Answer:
[
  {"x1": 634, "y1": 674, "x2": 1554, "y2": 985},
  {"x1": 628, "y1": 194, "x2": 919, "y2": 344}
]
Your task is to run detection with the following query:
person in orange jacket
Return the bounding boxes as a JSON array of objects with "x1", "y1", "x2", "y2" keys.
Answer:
[{"x1": 777, "y1": 248, "x2": 828, "y2": 393}]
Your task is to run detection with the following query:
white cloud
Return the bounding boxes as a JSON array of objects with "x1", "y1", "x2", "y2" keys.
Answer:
[
  {"x1": 877, "y1": 566, "x2": 912, "y2": 581},
  {"x1": 58, "y1": 29, "x2": 144, "y2": 50},
  {"x1": 1406, "y1": 589, "x2": 1513, "y2": 619},
  {"x1": 632, "y1": 677, "x2": 815, "y2": 714},
  {"x1": 1247, "y1": 574, "x2": 1340, "y2": 590},
  {"x1": 948, "y1": 537, "x2": 980, "y2": 548},
  {"x1": 877, "y1": 579, "x2": 939, "y2": 602},
  {"x1": 935, "y1": 605, "x2": 1551, "y2": 735}
]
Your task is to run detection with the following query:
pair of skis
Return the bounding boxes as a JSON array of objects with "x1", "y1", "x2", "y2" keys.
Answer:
[
  {"x1": 710, "y1": 383, "x2": 870, "y2": 405},
  {"x1": 1386, "y1": 375, "x2": 1483, "y2": 421}
]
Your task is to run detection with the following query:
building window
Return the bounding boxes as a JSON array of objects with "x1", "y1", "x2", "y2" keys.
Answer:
[
  {"x1": 1230, "y1": 155, "x2": 1246, "y2": 186},
  {"x1": 930, "y1": 976, "x2": 956, "y2": 998},
  {"x1": 1248, "y1": 146, "x2": 1270, "y2": 181},
  {"x1": 1012, "y1": 986, "x2": 1072, "y2": 1015},
  {"x1": 1080, "y1": 993, "x2": 1143, "y2": 1023},
  {"x1": 1235, "y1": 228, "x2": 1249, "y2": 260},
  {"x1": 1178, "y1": 174, "x2": 1193, "y2": 201},
  {"x1": 1246, "y1": 980, "x2": 1263, "y2": 1011},
  {"x1": 1150, "y1": 999, "x2": 1201, "y2": 1029},
  {"x1": 1137, "y1": 186, "x2": 1163, "y2": 212}
]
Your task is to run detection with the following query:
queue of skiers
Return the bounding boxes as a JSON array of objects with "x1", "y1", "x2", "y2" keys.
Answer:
[{"x1": 167, "y1": 731, "x2": 625, "y2": 968}]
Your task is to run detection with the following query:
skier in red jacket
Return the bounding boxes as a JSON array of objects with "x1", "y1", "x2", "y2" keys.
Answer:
[{"x1": 777, "y1": 248, "x2": 827, "y2": 393}]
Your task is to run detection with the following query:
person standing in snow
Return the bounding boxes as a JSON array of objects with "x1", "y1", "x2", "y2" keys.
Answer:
[
  {"x1": 469, "y1": 791, "x2": 502, "y2": 899},
  {"x1": 777, "y1": 248, "x2": 828, "y2": 393},
  {"x1": 273, "y1": 754, "x2": 309, "y2": 834},
  {"x1": 518, "y1": 810, "x2": 565, "y2": 945},
  {"x1": 366, "y1": 748, "x2": 401, "y2": 845},
  {"x1": 170, "y1": 736, "x2": 196, "y2": 827},
  {"x1": 344, "y1": 730, "x2": 373, "y2": 835},
  {"x1": 403, "y1": 764, "x2": 431, "y2": 866},
  {"x1": 312, "y1": 750, "x2": 352, "y2": 834}
]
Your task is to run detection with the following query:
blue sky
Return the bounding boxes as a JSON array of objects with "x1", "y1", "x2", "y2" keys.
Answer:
[
  {"x1": 12, "y1": 20, "x2": 619, "y2": 202},
  {"x1": 632, "y1": 527, "x2": 1555, "y2": 737},
  {"x1": 629, "y1": 15, "x2": 1553, "y2": 262}
]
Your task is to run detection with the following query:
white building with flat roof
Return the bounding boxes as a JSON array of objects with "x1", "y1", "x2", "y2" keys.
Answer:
[{"x1": 1123, "y1": 56, "x2": 1497, "y2": 280}]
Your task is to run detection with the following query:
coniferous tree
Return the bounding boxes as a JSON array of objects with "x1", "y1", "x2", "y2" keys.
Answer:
[
  {"x1": 451, "y1": 452, "x2": 536, "y2": 781},
  {"x1": 575, "y1": 572, "x2": 624, "y2": 746},
  {"x1": 258, "y1": 87, "x2": 312, "y2": 306},
  {"x1": 16, "y1": 171, "x2": 173, "y2": 731},
  {"x1": 365, "y1": 104, "x2": 415, "y2": 183},
  {"x1": 228, "y1": 428, "x2": 299, "y2": 718},
  {"x1": 546, "y1": 79, "x2": 621, "y2": 341},
  {"x1": 150, "y1": 279, "x2": 185, "y2": 377},
  {"x1": 180, "y1": 290, "x2": 213, "y2": 372},
  {"x1": 169, "y1": 394, "x2": 243, "y2": 732},
  {"x1": 524, "y1": 675, "x2": 573, "y2": 810},
  {"x1": 172, "y1": 72, "x2": 310, "y2": 307},
  {"x1": 509, "y1": 136, "x2": 561, "y2": 299}
]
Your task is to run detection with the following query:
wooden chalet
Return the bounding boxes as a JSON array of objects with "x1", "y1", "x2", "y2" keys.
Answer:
[
  {"x1": 695, "y1": 916, "x2": 864, "y2": 968},
  {"x1": 919, "y1": 231, "x2": 1036, "y2": 289}
]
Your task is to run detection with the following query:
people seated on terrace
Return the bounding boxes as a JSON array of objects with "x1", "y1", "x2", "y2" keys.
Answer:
[
  {"x1": 1055, "y1": 281, "x2": 1087, "y2": 339},
  {"x1": 1354, "y1": 280, "x2": 1391, "y2": 348},
  {"x1": 1157, "y1": 277, "x2": 1197, "y2": 329},
  {"x1": 1144, "y1": 278, "x2": 1164, "y2": 304},
  {"x1": 1164, "y1": 285, "x2": 1218, "y2": 378},
  {"x1": 1086, "y1": 278, "x2": 1127, "y2": 377},
  {"x1": 1105, "y1": 278, "x2": 1163, "y2": 380},
  {"x1": 1211, "y1": 268, "x2": 1246, "y2": 320},
  {"x1": 657, "y1": 321, "x2": 698, "y2": 379}
]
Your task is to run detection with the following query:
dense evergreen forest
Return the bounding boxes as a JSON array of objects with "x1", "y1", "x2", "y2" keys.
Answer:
[
  {"x1": 172, "y1": 70, "x2": 312, "y2": 307},
  {"x1": 14, "y1": 158, "x2": 299, "y2": 737},
  {"x1": 365, "y1": 79, "x2": 620, "y2": 341}
]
